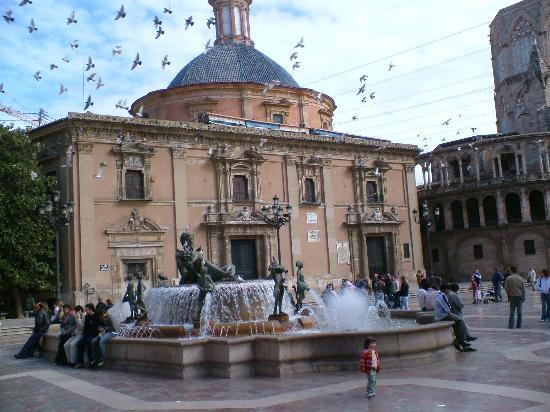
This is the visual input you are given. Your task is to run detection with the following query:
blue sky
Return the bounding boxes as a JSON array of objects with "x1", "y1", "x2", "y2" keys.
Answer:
[{"x1": 0, "y1": 0, "x2": 519, "y2": 153}]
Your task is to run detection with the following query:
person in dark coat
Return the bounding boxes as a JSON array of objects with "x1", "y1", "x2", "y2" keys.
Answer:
[
  {"x1": 15, "y1": 303, "x2": 50, "y2": 359},
  {"x1": 74, "y1": 303, "x2": 99, "y2": 368}
]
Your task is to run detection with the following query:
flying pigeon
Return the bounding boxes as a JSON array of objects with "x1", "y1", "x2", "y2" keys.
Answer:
[
  {"x1": 94, "y1": 162, "x2": 106, "y2": 178},
  {"x1": 28, "y1": 18, "x2": 37, "y2": 33},
  {"x1": 49, "y1": 64, "x2": 58, "y2": 70},
  {"x1": 116, "y1": 99, "x2": 128, "y2": 110},
  {"x1": 70, "y1": 40, "x2": 79, "y2": 49},
  {"x1": 62, "y1": 56, "x2": 70, "y2": 63},
  {"x1": 67, "y1": 10, "x2": 77, "y2": 25},
  {"x1": 315, "y1": 91, "x2": 323, "y2": 102},
  {"x1": 155, "y1": 26, "x2": 164, "y2": 39},
  {"x1": 3, "y1": 10, "x2": 14, "y2": 23},
  {"x1": 59, "y1": 84, "x2": 67, "y2": 95},
  {"x1": 292, "y1": 61, "x2": 301, "y2": 70},
  {"x1": 457, "y1": 146, "x2": 462, "y2": 151},
  {"x1": 153, "y1": 16, "x2": 162, "y2": 27},
  {"x1": 441, "y1": 118, "x2": 452, "y2": 126},
  {"x1": 369, "y1": 92, "x2": 376, "y2": 99},
  {"x1": 207, "y1": 147, "x2": 214, "y2": 156},
  {"x1": 356, "y1": 84, "x2": 366, "y2": 95},
  {"x1": 84, "y1": 95, "x2": 93, "y2": 110},
  {"x1": 112, "y1": 46, "x2": 122, "y2": 56},
  {"x1": 131, "y1": 53, "x2": 142, "y2": 70},
  {"x1": 262, "y1": 79, "x2": 281, "y2": 95},
  {"x1": 290, "y1": 52, "x2": 298, "y2": 61},
  {"x1": 115, "y1": 5, "x2": 126, "y2": 20},
  {"x1": 388, "y1": 62, "x2": 395, "y2": 71},
  {"x1": 361, "y1": 96, "x2": 367, "y2": 103},
  {"x1": 359, "y1": 74, "x2": 368, "y2": 82},
  {"x1": 185, "y1": 16, "x2": 194, "y2": 30},
  {"x1": 456, "y1": 130, "x2": 460, "y2": 135},
  {"x1": 163, "y1": 6, "x2": 172, "y2": 14},
  {"x1": 86, "y1": 72, "x2": 96, "y2": 82},
  {"x1": 471, "y1": 127, "x2": 477, "y2": 133},
  {"x1": 0, "y1": 83, "x2": 4, "y2": 93},
  {"x1": 259, "y1": 138, "x2": 268, "y2": 148},
  {"x1": 161, "y1": 55, "x2": 170, "y2": 69},
  {"x1": 294, "y1": 36, "x2": 304, "y2": 48},
  {"x1": 352, "y1": 116, "x2": 358, "y2": 121},
  {"x1": 85, "y1": 57, "x2": 95, "y2": 71},
  {"x1": 133, "y1": 104, "x2": 148, "y2": 118},
  {"x1": 33, "y1": 71, "x2": 41, "y2": 81},
  {"x1": 96, "y1": 77, "x2": 104, "y2": 89},
  {"x1": 19, "y1": 0, "x2": 32, "y2": 6},
  {"x1": 206, "y1": 17, "x2": 215, "y2": 29},
  {"x1": 204, "y1": 39, "x2": 212, "y2": 51}
]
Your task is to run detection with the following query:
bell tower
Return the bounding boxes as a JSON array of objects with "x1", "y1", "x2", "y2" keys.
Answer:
[{"x1": 208, "y1": 0, "x2": 254, "y2": 47}]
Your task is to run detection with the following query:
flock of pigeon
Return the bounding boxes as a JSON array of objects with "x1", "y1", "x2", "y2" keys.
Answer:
[
  {"x1": 350, "y1": 62, "x2": 395, "y2": 121},
  {"x1": 1, "y1": 2, "x2": 214, "y2": 113}
]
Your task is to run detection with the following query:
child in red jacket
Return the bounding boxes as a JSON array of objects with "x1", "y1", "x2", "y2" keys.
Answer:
[{"x1": 359, "y1": 337, "x2": 381, "y2": 399}]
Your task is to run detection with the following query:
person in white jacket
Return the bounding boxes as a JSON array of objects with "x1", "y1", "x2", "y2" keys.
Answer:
[{"x1": 536, "y1": 269, "x2": 550, "y2": 322}]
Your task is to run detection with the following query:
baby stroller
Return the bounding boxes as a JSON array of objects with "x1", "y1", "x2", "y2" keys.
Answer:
[{"x1": 482, "y1": 289, "x2": 499, "y2": 304}]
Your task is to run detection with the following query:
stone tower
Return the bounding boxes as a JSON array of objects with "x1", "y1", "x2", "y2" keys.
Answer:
[
  {"x1": 208, "y1": 0, "x2": 254, "y2": 46},
  {"x1": 490, "y1": 0, "x2": 550, "y2": 134}
]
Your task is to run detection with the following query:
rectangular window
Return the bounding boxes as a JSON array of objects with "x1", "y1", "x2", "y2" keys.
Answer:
[
  {"x1": 126, "y1": 261, "x2": 146, "y2": 278},
  {"x1": 366, "y1": 181, "x2": 378, "y2": 203},
  {"x1": 304, "y1": 178, "x2": 316, "y2": 203},
  {"x1": 125, "y1": 170, "x2": 145, "y2": 199},
  {"x1": 234, "y1": 6, "x2": 242, "y2": 35},
  {"x1": 222, "y1": 7, "x2": 231, "y2": 36},
  {"x1": 524, "y1": 239, "x2": 536, "y2": 255},
  {"x1": 432, "y1": 248, "x2": 439, "y2": 263},
  {"x1": 232, "y1": 175, "x2": 249, "y2": 202},
  {"x1": 403, "y1": 243, "x2": 410, "y2": 259},
  {"x1": 272, "y1": 113, "x2": 283, "y2": 124},
  {"x1": 473, "y1": 244, "x2": 483, "y2": 259}
]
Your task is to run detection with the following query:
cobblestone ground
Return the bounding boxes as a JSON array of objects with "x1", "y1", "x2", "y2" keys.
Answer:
[{"x1": 1, "y1": 287, "x2": 549, "y2": 412}]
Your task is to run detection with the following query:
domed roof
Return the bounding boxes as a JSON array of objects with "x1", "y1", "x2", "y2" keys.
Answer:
[{"x1": 168, "y1": 42, "x2": 300, "y2": 89}]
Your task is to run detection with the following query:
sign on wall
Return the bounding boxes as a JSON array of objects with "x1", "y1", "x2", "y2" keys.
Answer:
[
  {"x1": 99, "y1": 264, "x2": 109, "y2": 272},
  {"x1": 307, "y1": 230, "x2": 321, "y2": 242},
  {"x1": 336, "y1": 241, "x2": 351, "y2": 264},
  {"x1": 306, "y1": 212, "x2": 318, "y2": 224}
]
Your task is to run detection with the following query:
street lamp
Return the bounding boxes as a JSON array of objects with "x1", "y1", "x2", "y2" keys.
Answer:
[
  {"x1": 258, "y1": 195, "x2": 293, "y2": 264},
  {"x1": 39, "y1": 189, "x2": 74, "y2": 300},
  {"x1": 412, "y1": 200, "x2": 440, "y2": 277}
]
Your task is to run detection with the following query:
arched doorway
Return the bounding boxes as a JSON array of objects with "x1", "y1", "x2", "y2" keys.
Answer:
[
  {"x1": 466, "y1": 198, "x2": 480, "y2": 227},
  {"x1": 505, "y1": 193, "x2": 522, "y2": 223},
  {"x1": 483, "y1": 196, "x2": 498, "y2": 226},
  {"x1": 451, "y1": 200, "x2": 464, "y2": 229},
  {"x1": 529, "y1": 190, "x2": 546, "y2": 221}
]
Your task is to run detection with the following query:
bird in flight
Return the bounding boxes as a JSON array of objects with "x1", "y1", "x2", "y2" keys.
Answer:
[
  {"x1": 369, "y1": 92, "x2": 376, "y2": 99},
  {"x1": 441, "y1": 118, "x2": 452, "y2": 126},
  {"x1": 295, "y1": 36, "x2": 304, "y2": 48},
  {"x1": 85, "y1": 57, "x2": 95, "y2": 71},
  {"x1": 352, "y1": 116, "x2": 358, "y2": 121},
  {"x1": 86, "y1": 72, "x2": 96, "y2": 82},
  {"x1": 290, "y1": 52, "x2": 298, "y2": 61},
  {"x1": 62, "y1": 56, "x2": 70, "y2": 63},
  {"x1": 456, "y1": 130, "x2": 460, "y2": 135},
  {"x1": 161, "y1": 55, "x2": 170, "y2": 69},
  {"x1": 84, "y1": 95, "x2": 93, "y2": 110},
  {"x1": 70, "y1": 40, "x2": 79, "y2": 49},
  {"x1": 0, "y1": 83, "x2": 4, "y2": 93},
  {"x1": 471, "y1": 127, "x2": 477, "y2": 133},
  {"x1": 133, "y1": 105, "x2": 148, "y2": 118},
  {"x1": 388, "y1": 62, "x2": 395, "y2": 71},
  {"x1": 262, "y1": 79, "x2": 281, "y2": 95},
  {"x1": 441, "y1": 138, "x2": 446, "y2": 142},
  {"x1": 28, "y1": 18, "x2": 37, "y2": 33},
  {"x1": 3, "y1": 10, "x2": 14, "y2": 23},
  {"x1": 185, "y1": 16, "x2": 194, "y2": 30},
  {"x1": 67, "y1": 10, "x2": 77, "y2": 25},
  {"x1": 131, "y1": 53, "x2": 142, "y2": 70},
  {"x1": 163, "y1": 6, "x2": 172, "y2": 15},
  {"x1": 19, "y1": 0, "x2": 32, "y2": 6},
  {"x1": 112, "y1": 46, "x2": 122, "y2": 56},
  {"x1": 153, "y1": 16, "x2": 162, "y2": 27},
  {"x1": 292, "y1": 62, "x2": 301, "y2": 70},
  {"x1": 33, "y1": 71, "x2": 41, "y2": 81},
  {"x1": 116, "y1": 99, "x2": 129, "y2": 110},
  {"x1": 359, "y1": 74, "x2": 368, "y2": 82},
  {"x1": 361, "y1": 96, "x2": 367, "y2": 103},
  {"x1": 155, "y1": 26, "x2": 164, "y2": 39},
  {"x1": 115, "y1": 5, "x2": 126, "y2": 20},
  {"x1": 49, "y1": 64, "x2": 58, "y2": 70},
  {"x1": 96, "y1": 78, "x2": 104, "y2": 89},
  {"x1": 315, "y1": 91, "x2": 323, "y2": 102},
  {"x1": 59, "y1": 84, "x2": 67, "y2": 95},
  {"x1": 204, "y1": 39, "x2": 212, "y2": 51},
  {"x1": 356, "y1": 84, "x2": 366, "y2": 95},
  {"x1": 207, "y1": 17, "x2": 216, "y2": 29}
]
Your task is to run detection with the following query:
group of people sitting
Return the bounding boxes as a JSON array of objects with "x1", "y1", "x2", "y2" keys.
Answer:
[{"x1": 15, "y1": 298, "x2": 118, "y2": 369}]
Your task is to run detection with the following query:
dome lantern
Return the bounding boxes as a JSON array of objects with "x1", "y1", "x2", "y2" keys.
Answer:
[{"x1": 208, "y1": 0, "x2": 254, "y2": 47}]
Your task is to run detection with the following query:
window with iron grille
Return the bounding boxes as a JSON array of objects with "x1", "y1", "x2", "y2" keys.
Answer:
[
  {"x1": 126, "y1": 261, "x2": 146, "y2": 278},
  {"x1": 403, "y1": 243, "x2": 410, "y2": 259},
  {"x1": 524, "y1": 239, "x2": 536, "y2": 255},
  {"x1": 304, "y1": 178, "x2": 316, "y2": 203},
  {"x1": 232, "y1": 175, "x2": 249, "y2": 202},
  {"x1": 367, "y1": 181, "x2": 379, "y2": 203},
  {"x1": 125, "y1": 170, "x2": 145, "y2": 200},
  {"x1": 473, "y1": 244, "x2": 483, "y2": 259}
]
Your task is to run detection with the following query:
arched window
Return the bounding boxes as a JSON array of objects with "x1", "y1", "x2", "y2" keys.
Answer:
[
  {"x1": 304, "y1": 178, "x2": 316, "y2": 203},
  {"x1": 505, "y1": 193, "x2": 522, "y2": 223},
  {"x1": 529, "y1": 190, "x2": 546, "y2": 221},
  {"x1": 466, "y1": 198, "x2": 480, "y2": 227},
  {"x1": 451, "y1": 200, "x2": 464, "y2": 229},
  {"x1": 483, "y1": 196, "x2": 498, "y2": 226},
  {"x1": 510, "y1": 16, "x2": 537, "y2": 76},
  {"x1": 434, "y1": 204, "x2": 445, "y2": 232}
]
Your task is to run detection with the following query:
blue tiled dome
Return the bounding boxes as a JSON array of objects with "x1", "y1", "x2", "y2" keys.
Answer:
[{"x1": 168, "y1": 43, "x2": 299, "y2": 89}]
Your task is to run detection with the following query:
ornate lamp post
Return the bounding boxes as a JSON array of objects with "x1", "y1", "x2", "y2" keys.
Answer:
[
  {"x1": 412, "y1": 200, "x2": 440, "y2": 277},
  {"x1": 259, "y1": 195, "x2": 292, "y2": 264},
  {"x1": 39, "y1": 190, "x2": 74, "y2": 300}
]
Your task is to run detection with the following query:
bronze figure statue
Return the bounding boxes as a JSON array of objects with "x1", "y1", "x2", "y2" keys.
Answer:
[
  {"x1": 294, "y1": 260, "x2": 309, "y2": 311},
  {"x1": 268, "y1": 258, "x2": 287, "y2": 316},
  {"x1": 122, "y1": 274, "x2": 138, "y2": 320},
  {"x1": 195, "y1": 259, "x2": 216, "y2": 322},
  {"x1": 135, "y1": 273, "x2": 147, "y2": 316}
]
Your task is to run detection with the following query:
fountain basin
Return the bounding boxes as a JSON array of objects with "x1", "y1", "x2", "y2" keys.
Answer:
[{"x1": 42, "y1": 320, "x2": 455, "y2": 379}]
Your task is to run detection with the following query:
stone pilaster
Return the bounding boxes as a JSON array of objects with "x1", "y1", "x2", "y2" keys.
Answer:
[
  {"x1": 171, "y1": 146, "x2": 188, "y2": 244},
  {"x1": 496, "y1": 191, "x2": 508, "y2": 225},
  {"x1": 520, "y1": 188, "x2": 532, "y2": 223},
  {"x1": 322, "y1": 161, "x2": 337, "y2": 276},
  {"x1": 285, "y1": 156, "x2": 301, "y2": 270}
]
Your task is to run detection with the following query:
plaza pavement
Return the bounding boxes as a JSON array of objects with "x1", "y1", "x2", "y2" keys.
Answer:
[{"x1": 0, "y1": 287, "x2": 549, "y2": 412}]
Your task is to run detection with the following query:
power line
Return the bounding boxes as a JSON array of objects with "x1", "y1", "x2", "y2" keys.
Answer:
[{"x1": 304, "y1": 21, "x2": 490, "y2": 87}]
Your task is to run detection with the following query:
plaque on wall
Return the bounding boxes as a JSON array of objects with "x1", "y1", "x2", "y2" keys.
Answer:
[
  {"x1": 307, "y1": 230, "x2": 321, "y2": 242},
  {"x1": 306, "y1": 212, "x2": 318, "y2": 224},
  {"x1": 336, "y1": 241, "x2": 351, "y2": 264},
  {"x1": 99, "y1": 264, "x2": 109, "y2": 271}
]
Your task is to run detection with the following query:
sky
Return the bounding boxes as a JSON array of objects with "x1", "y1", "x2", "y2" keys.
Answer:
[{"x1": 0, "y1": 0, "x2": 520, "y2": 157}]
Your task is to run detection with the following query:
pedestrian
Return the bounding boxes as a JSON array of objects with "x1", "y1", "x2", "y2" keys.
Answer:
[
  {"x1": 321, "y1": 283, "x2": 337, "y2": 306},
  {"x1": 474, "y1": 270, "x2": 482, "y2": 288},
  {"x1": 74, "y1": 303, "x2": 99, "y2": 368},
  {"x1": 504, "y1": 266, "x2": 525, "y2": 329},
  {"x1": 55, "y1": 304, "x2": 76, "y2": 365},
  {"x1": 528, "y1": 267, "x2": 537, "y2": 291},
  {"x1": 64, "y1": 305, "x2": 84, "y2": 366},
  {"x1": 492, "y1": 268, "x2": 503, "y2": 302},
  {"x1": 14, "y1": 303, "x2": 50, "y2": 359},
  {"x1": 359, "y1": 337, "x2": 381, "y2": 399},
  {"x1": 398, "y1": 275, "x2": 409, "y2": 310},
  {"x1": 415, "y1": 270, "x2": 423, "y2": 287},
  {"x1": 468, "y1": 275, "x2": 479, "y2": 304},
  {"x1": 535, "y1": 269, "x2": 549, "y2": 323},
  {"x1": 90, "y1": 310, "x2": 117, "y2": 368}
]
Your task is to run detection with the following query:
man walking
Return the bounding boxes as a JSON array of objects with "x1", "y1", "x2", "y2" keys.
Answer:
[
  {"x1": 504, "y1": 266, "x2": 525, "y2": 329},
  {"x1": 492, "y1": 268, "x2": 503, "y2": 302}
]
